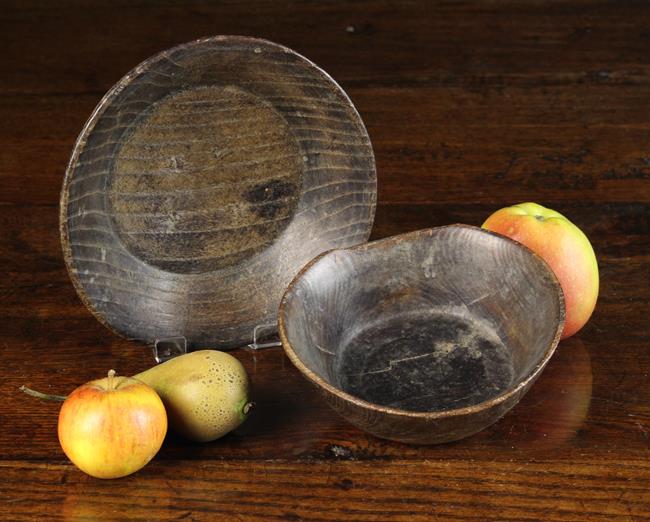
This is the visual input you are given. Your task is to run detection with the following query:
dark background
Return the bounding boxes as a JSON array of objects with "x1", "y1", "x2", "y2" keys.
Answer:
[{"x1": 1, "y1": 1, "x2": 649, "y2": 520}]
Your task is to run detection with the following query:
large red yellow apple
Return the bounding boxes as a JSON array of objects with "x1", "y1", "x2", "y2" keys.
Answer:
[
  {"x1": 58, "y1": 370, "x2": 167, "y2": 479},
  {"x1": 482, "y1": 202, "x2": 598, "y2": 339}
]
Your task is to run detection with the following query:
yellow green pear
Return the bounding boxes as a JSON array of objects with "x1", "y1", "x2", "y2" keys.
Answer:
[{"x1": 134, "y1": 350, "x2": 252, "y2": 442}]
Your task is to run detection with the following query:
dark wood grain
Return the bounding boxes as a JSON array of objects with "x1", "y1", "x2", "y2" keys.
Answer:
[
  {"x1": 1, "y1": 0, "x2": 649, "y2": 520},
  {"x1": 59, "y1": 35, "x2": 376, "y2": 349},
  {"x1": 2, "y1": 458, "x2": 648, "y2": 521}
]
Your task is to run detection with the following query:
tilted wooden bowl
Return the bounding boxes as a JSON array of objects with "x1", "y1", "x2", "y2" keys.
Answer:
[
  {"x1": 60, "y1": 36, "x2": 376, "y2": 349},
  {"x1": 279, "y1": 225, "x2": 565, "y2": 444}
]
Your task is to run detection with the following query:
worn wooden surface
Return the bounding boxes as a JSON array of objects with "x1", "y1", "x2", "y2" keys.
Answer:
[
  {"x1": 279, "y1": 225, "x2": 565, "y2": 444},
  {"x1": 1, "y1": 0, "x2": 649, "y2": 520},
  {"x1": 59, "y1": 35, "x2": 376, "y2": 349}
]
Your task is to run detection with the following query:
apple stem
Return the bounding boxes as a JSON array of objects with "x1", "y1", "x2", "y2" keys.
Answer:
[
  {"x1": 19, "y1": 385, "x2": 67, "y2": 402},
  {"x1": 107, "y1": 369, "x2": 116, "y2": 390}
]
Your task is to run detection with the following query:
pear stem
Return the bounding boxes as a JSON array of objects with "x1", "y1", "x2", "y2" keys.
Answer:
[
  {"x1": 19, "y1": 386, "x2": 67, "y2": 402},
  {"x1": 107, "y1": 369, "x2": 116, "y2": 390}
]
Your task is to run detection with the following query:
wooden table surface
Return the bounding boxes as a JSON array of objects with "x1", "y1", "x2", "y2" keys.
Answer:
[{"x1": 2, "y1": 1, "x2": 649, "y2": 520}]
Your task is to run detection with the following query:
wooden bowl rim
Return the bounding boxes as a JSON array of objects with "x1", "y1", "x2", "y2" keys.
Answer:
[{"x1": 278, "y1": 224, "x2": 566, "y2": 420}]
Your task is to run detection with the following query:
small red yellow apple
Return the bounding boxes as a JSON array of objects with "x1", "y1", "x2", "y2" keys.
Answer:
[
  {"x1": 58, "y1": 370, "x2": 167, "y2": 479},
  {"x1": 482, "y1": 202, "x2": 598, "y2": 339}
]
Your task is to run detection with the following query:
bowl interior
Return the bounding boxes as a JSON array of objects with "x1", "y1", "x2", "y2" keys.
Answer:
[{"x1": 281, "y1": 225, "x2": 564, "y2": 413}]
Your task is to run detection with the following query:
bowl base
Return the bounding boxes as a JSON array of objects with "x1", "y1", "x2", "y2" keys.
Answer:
[
  {"x1": 108, "y1": 85, "x2": 303, "y2": 274},
  {"x1": 337, "y1": 310, "x2": 514, "y2": 412}
]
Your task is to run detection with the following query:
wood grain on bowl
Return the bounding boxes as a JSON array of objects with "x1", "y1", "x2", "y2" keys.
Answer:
[
  {"x1": 279, "y1": 225, "x2": 565, "y2": 444},
  {"x1": 60, "y1": 36, "x2": 377, "y2": 349}
]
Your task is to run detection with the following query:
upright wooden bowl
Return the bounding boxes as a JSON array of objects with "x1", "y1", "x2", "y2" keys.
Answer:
[
  {"x1": 60, "y1": 36, "x2": 376, "y2": 349},
  {"x1": 279, "y1": 225, "x2": 565, "y2": 444}
]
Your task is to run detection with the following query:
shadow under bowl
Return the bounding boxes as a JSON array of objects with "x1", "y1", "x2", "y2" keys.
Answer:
[{"x1": 279, "y1": 225, "x2": 565, "y2": 444}]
